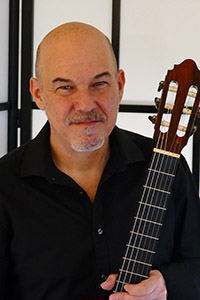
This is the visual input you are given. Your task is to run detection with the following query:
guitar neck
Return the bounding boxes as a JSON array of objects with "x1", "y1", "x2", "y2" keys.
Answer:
[{"x1": 113, "y1": 148, "x2": 180, "y2": 293}]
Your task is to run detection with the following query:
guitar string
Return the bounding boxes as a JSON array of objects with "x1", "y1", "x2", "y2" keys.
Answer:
[
  {"x1": 131, "y1": 93, "x2": 185, "y2": 282},
  {"x1": 138, "y1": 144, "x2": 178, "y2": 279},
  {"x1": 115, "y1": 129, "x2": 168, "y2": 289},
  {"x1": 128, "y1": 111, "x2": 172, "y2": 283},
  {"x1": 131, "y1": 132, "x2": 176, "y2": 283},
  {"x1": 135, "y1": 102, "x2": 180, "y2": 281},
  {"x1": 124, "y1": 87, "x2": 175, "y2": 284},
  {"x1": 122, "y1": 100, "x2": 171, "y2": 284},
  {"x1": 121, "y1": 85, "x2": 198, "y2": 286},
  {"x1": 130, "y1": 129, "x2": 179, "y2": 284},
  {"x1": 131, "y1": 136, "x2": 166, "y2": 282},
  {"x1": 115, "y1": 131, "x2": 168, "y2": 290},
  {"x1": 115, "y1": 90, "x2": 189, "y2": 290},
  {"x1": 118, "y1": 107, "x2": 179, "y2": 287},
  {"x1": 114, "y1": 139, "x2": 163, "y2": 291}
]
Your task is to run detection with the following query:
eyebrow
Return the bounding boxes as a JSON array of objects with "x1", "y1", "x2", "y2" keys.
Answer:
[
  {"x1": 51, "y1": 72, "x2": 112, "y2": 85},
  {"x1": 93, "y1": 72, "x2": 111, "y2": 79},
  {"x1": 51, "y1": 78, "x2": 72, "y2": 84}
]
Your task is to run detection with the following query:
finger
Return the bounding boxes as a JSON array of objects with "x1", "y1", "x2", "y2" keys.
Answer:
[
  {"x1": 124, "y1": 270, "x2": 167, "y2": 299},
  {"x1": 101, "y1": 274, "x2": 118, "y2": 291},
  {"x1": 109, "y1": 291, "x2": 135, "y2": 300}
]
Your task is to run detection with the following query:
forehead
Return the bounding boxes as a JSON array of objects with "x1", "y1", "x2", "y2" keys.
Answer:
[{"x1": 40, "y1": 31, "x2": 115, "y2": 81}]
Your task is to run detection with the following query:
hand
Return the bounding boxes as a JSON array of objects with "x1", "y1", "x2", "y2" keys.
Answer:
[{"x1": 101, "y1": 270, "x2": 167, "y2": 300}]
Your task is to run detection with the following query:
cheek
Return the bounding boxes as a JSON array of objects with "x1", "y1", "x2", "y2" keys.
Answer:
[
  {"x1": 102, "y1": 93, "x2": 120, "y2": 117},
  {"x1": 44, "y1": 97, "x2": 72, "y2": 120}
]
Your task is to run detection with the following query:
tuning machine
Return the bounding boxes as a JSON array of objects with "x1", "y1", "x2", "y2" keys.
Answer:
[
  {"x1": 154, "y1": 97, "x2": 161, "y2": 109},
  {"x1": 148, "y1": 115, "x2": 157, "y2": 124},
  {"x1": 157, "y1": 80, "x2": 165, "y2": 92}
]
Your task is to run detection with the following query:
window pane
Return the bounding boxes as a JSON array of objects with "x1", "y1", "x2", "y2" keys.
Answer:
[
  {"x1": 0, "y1": 0, "x2": 9, "y2": 102},
  {"x1": 0, "y1": 111, "x2": 8, "y2": 157},
  {"x1": 120, "y1": 0, "x2": 200, "y2": 104},
  {"x1": 32, "y1": 110, "x2": 47, "y2": 139}
]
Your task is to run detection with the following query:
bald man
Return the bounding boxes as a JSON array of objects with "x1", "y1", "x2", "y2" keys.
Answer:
[{"x1": 0, "y1": 22, "x2": 200, "y2": 300}]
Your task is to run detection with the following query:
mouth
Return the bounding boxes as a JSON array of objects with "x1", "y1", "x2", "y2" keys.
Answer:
[{"x1": 72, "y1": 120, "x2": 101, "y2": 126}]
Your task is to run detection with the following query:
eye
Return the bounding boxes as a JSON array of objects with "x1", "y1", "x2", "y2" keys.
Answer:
[
  {"x1": 58, "y1": 85, "x2": 72, "y2": 90},
  {"x1": 55, "y1": 85, "x2": 74, "y2": 95},
  {"x1": 93, "y1": 81, "x2": 108, "y2": 88}
]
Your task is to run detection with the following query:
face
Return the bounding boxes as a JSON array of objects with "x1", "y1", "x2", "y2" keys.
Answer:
[{"x1": 30, "y1": 30, "x2": 125, "y2": 154}]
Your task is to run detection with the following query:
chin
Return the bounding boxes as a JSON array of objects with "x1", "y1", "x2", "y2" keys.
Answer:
[{"x1": 71, "y1": 136, "x2": 105, "y2": 153}]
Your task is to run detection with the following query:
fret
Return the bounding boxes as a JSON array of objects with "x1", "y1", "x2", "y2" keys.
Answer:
[
  {"x1": 115, "y1": 279, "x2": 128, "y2": 285},
  {"x1": 126, "y1": 244, "x2": 155, "y2": 254},
  {"x1": 130, "y1": 231, "x2": 159, "y2": 241},
  {"x1": 123, "y1": 257, "x2": 152, "y2": 267},
  {"x1": 134, "y1": 216, "x2": 162, "y2": 226},
  {"x1": 150, "y1": 153, "x2": 179, "y2": 175},
  {"x1": 143, "y1": 185, "x2": 171, "y2": 195},
  {"x1": 119, "y1": 269, "x2": 149, "y2": 279},
  {"x1": 148, "y1": 168, "x2": 175, "y2": 177},
  {"x1": 139, "y1": 201, "x2": 166, "y2": 211}
]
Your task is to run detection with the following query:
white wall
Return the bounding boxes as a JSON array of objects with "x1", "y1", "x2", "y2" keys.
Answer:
[
  {"x1": 0, "y1": 0, "x2": 9, "y2": 157},
  {"x1": 31, "y1": 0, "x2": 199, "y2": 170}
]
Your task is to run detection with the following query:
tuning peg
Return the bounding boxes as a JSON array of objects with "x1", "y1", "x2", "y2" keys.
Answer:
[
  {"x1": 190, "y1": 126, "x2": 197, "y2": 136},
  {"x1": 154, "y1": 97, "x2": 161, "y2": 109},
  {"x1": 196, "y1": 108, "x2": 200, "y2": 117},
  {"x1": 158, "y1": 80, "x2": 165, "y2": 92},
  {"x1": 148, "y1": 115, "x2": 157, "y2": 124}
]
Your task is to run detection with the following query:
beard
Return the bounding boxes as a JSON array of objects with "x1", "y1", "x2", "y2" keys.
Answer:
[{"x1": 65, "y1": 111, "x2": 107, "y2": 153}]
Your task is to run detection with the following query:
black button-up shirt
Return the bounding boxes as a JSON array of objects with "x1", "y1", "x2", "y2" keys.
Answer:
[{"x1": 0, "y1": 123, "x2": 200, "y2": 299}]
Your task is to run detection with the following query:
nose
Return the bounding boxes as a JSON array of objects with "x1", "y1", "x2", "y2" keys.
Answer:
[{"x1": 73, "y1": 88, "x2": 97, "y2": 112}]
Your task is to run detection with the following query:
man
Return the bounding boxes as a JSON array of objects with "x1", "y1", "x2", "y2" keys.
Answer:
[{"x1": 0, "y1": 22, "x2": 199, "y2": 299}]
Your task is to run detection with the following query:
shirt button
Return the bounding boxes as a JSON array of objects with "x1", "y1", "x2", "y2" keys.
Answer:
[
  {"x1": 101, "y1": 274, "x2": 107, "y2": 281},
  {"x1": 79, "y1": 191, "x2": 84, "y2": 195},
  {"x1": 97, "y1": 228, "x2": 103, "y2": 235}
]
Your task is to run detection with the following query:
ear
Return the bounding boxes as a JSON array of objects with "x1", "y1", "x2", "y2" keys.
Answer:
[
  {"x1": 29, "y1": 77, "x2": 45, "y2": 110},
  {"x1": 117, "y1": 69, "x2": 126, "y2": 103}
]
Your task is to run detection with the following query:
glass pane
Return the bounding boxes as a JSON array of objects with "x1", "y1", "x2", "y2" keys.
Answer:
[
  {"x1": 0, "y1": 0, "x2": 9, "y2": 102},
  {"x1": 120, "y1": 0, "x2": 200, "y2": 105},
  {"x1": 32, "y1": 110, "x2": 47, "y2": 139},
  {"x1": 0, "y1": 111, "x2": 8, "y2": 157}
]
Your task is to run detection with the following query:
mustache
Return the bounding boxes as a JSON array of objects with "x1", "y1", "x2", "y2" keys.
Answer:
[{"x1": 65, "y1": 111, "x2": 106, "y2": 126}]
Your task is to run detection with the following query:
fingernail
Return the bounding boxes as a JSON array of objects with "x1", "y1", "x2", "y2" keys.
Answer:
[{"x1": 110, "y1": 296, "x2": 117, "y2": 300}]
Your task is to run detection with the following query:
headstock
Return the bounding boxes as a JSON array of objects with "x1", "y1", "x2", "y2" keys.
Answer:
[{"x1": 149, "y1": 59, "x2": 200, "y2": 154}]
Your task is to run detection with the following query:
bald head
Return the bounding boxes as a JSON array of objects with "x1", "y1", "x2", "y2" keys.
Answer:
[{"x1": 35, "y1": 22, "x2": 117, "y2": 83}]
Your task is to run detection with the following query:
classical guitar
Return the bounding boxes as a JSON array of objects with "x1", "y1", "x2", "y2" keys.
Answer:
[{"x1": 85, "y1": 59, "x2": 200, "y2": 299}]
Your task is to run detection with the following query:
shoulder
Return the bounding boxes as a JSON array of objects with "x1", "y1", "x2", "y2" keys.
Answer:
[
  {"x1": 0, "y1": 142, "x2": 30, "y2": 175},
  {"x1": 112, "y1": 126, "x2": 155, "y2": 159}
]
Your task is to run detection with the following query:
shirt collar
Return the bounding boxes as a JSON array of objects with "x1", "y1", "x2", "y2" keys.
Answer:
[{"x1": 21, "y1": 122, "x2": 154, "y2": 181}]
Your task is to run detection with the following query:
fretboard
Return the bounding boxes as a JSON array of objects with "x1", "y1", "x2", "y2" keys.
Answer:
[{"x1": 113, "y1": 148, "x2": 180, "y2": 293}]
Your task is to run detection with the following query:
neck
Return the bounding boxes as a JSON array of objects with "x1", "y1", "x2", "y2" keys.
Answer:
[{"x1": 50, "y1": 137, "x2": 110, "y2": 202}]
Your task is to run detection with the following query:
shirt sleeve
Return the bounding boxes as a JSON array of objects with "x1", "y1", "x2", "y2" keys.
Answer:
[{"x1": 157, "y1": 155, "x2": 200, "y2": 299}]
